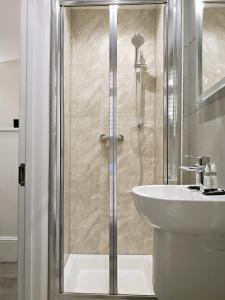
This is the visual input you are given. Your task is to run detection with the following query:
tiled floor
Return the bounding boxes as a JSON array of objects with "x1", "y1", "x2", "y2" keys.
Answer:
[{"x1": 0, "y1": 263, "x2": 17, "y2": 300}]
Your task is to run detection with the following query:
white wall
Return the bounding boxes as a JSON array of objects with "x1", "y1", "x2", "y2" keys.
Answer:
[
  {"x1": 0, "y1": 0, "x2": 20, "y2": 262},
  {"x1": 0, "y1": 61, "x2": 20, "y2": 127},
  {"x1": 0, "y1": 133, "x2": 18, "y2": 261},
  {"x1": 0, "y1": 0, "x2": 20, "y2": 62},
  {"x1": 0, "y1": 60, "x2": 19, "y2": 261}
]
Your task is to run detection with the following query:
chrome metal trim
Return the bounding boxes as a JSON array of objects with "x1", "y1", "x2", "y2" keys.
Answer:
[
  {"x1": 196, "y1": 0, "x2": 203, "y2": 99},
  {"x1": 174, "y1": 0, "x2": 183, "y2": 185},
  {"x1": 59, "y1": 294, "x2": 157, "y2": 299},
  {"x1": 167, "y1": 0, "x2": 182, "y2": 184},
  {"x1": 59, "y1": 7, "x2": 65, "y2": 293},
  {"x1": 109, "y1": 5, "x2": 118, "y2": 295},
  {"x1": 60, "y1": 0, "x2": 166, "y2": 6},
  {"x1": 49, "y1": 0, "x2": 61, "y2": 299},
  {"x1": 163, "y1": 3, "x2": 168, "y2": 184},
  {"x1": 180, "y1": 0, "x2": 184, "y2": 183},
  {"x1": 202, "y1": 0, "x2": 225, "y2": 2},
  {"x1": 166, "y1": 0, "x2": 174, "y2": 184}
]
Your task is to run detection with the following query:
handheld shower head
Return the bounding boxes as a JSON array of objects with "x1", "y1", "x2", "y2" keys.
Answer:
[
  {"x1": 131, "y1": 33, "x2": 145, "y2": 66},
  {"x1": 131, "y1": 33, "x2": 145, "y2": 49}
]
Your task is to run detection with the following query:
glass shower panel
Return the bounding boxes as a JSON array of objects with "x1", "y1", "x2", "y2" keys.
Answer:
[
  {"x1": 63, "y1": 7, "x2": 110, "y2": 294},
  {"x1": 117, "y1": 4, "x2": 165, "y2": 295}
]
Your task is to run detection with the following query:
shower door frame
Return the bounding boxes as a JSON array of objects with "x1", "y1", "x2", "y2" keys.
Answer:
[{"x1": 49, "y1": 0, "x2": 182, "y2": 299}]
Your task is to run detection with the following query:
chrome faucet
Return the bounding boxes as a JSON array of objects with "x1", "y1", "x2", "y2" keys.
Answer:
[{"x1": 180, "y1": 155, "x2": 210, "y2": 186}]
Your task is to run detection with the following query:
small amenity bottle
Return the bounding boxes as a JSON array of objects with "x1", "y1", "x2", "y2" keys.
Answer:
[
  {"x1": 210, "y1": 163, "x2": 218, "y2": 191},
  {"x1": 203, "y1": 164, "x2": 211, "y2": 192}
]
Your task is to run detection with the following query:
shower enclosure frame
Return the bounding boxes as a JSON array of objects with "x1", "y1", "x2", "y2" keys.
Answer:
[{"x1": 48, "y1": 0, "x2": 182, "y2": 299}]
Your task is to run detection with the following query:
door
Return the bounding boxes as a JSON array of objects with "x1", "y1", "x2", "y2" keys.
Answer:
[{"x1": 48, "y1": 0, "x2": 176, "y2": 299}]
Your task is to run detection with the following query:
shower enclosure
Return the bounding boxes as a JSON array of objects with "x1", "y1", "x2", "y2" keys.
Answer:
[{"x1": 49, "y1": 0, "x2": 182, "y2": 299}]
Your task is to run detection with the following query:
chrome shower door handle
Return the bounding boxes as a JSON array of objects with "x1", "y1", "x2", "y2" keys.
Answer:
[
  {"x1": 117, "y1": 134, "x2": 124, "y2": 143},
  {"x1": 99, "y1": 134, "x2": 124, "y2": 144},
  {"x1": 99, "y1": 134, "x2": 110, "y2": 143}
]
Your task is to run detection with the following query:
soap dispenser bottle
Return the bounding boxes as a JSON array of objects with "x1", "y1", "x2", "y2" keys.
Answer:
[
  {"x1": 203, "y1": 164, "x2": 211, "y2": 192},
  {"x1": 210, "y1": 163, "x2": 218, "y2": 191}
]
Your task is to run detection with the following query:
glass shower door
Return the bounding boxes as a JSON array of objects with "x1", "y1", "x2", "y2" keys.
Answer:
[
  {"x1": 62, "y1": 6, "x2": 110, "y2": 294},
  {"x1": 60, "y1": 2, "x2": 165, "y2": 297},
  {"x1": 116, "y1": 4, "x2": 165, "y2": 296}
]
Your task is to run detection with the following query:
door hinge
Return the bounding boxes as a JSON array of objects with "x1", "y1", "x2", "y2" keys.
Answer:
[{"x1": 19, "y1": 163, "x2": 25, "y2": 186}]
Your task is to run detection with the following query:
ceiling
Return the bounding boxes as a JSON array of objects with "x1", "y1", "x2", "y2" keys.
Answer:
[{"x1": 0, "y1": 0, "x2": 20, "y2": 62}]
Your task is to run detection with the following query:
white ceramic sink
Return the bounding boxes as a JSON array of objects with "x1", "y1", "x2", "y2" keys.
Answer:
[
  {"x1": 132, "y1": 185, "x2": 225, "y2": 234},
  {"x1": 132, "y1": 185, "x2": 225, "y2": 300}
]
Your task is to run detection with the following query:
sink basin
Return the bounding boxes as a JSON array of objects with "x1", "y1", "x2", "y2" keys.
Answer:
[
  {"x1": 132, "y1": 185, "x2": 225, "y2": 234},
  {"x1": 132, "y1": 185, "x2": 225, "y2": 300}
]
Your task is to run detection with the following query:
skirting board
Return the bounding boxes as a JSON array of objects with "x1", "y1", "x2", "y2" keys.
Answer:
[{"x1": 0, "y1": 237, "x2": 17, "y2": 262}]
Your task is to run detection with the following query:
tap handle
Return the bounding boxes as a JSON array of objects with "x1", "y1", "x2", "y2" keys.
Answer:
[
  {"x1": 185, "y1": 155, "x2": 201, "y2": 159},
  {"x1": 184, "y1": 155, "x2": 210, "y2": 165}
]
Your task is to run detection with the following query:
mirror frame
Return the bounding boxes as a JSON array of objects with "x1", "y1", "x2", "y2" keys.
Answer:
[{"x1": 196, "y1": 0, "x2": 225, "y2": 107}]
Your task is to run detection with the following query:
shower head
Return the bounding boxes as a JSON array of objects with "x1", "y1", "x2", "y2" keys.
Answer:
[
  {"x1": 131, "y1": 33, "x2": 145, "y2": 66},
  {"x1": 131, "y1": 33, "x2": 145, "y2": 49}
]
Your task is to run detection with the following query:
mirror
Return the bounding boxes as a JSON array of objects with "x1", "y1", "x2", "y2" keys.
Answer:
[{"x1": 196, "y1": 0, "x2": 225, "y2": 105}]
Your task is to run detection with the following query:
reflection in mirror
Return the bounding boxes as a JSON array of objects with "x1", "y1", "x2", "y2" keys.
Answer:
[
  {"x1": 0, "y1": 0, "x2": 20, "y2": 299},
  {"x1": 202, "y1": 4, "x2": 225, "y2": 94},
  {"x1": 196, "y1": 1, "x2": 225, "y2": 104}
]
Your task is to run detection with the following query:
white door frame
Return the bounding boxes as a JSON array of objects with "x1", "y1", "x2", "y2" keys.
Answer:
[{"x1": 18, "y1": 0, "x2": 51, "y2": 300}]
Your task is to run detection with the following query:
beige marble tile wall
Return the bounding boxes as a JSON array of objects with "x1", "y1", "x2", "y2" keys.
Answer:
[
  {"x1": 64, "y1": 8, "x2": 72, "y2": 263},
  {"x1": 202, "y1": 8, "x2": 225, "y2": 94},
  {"x1": 67, "y1": 7, "x2": 164, "y2": 255}
]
